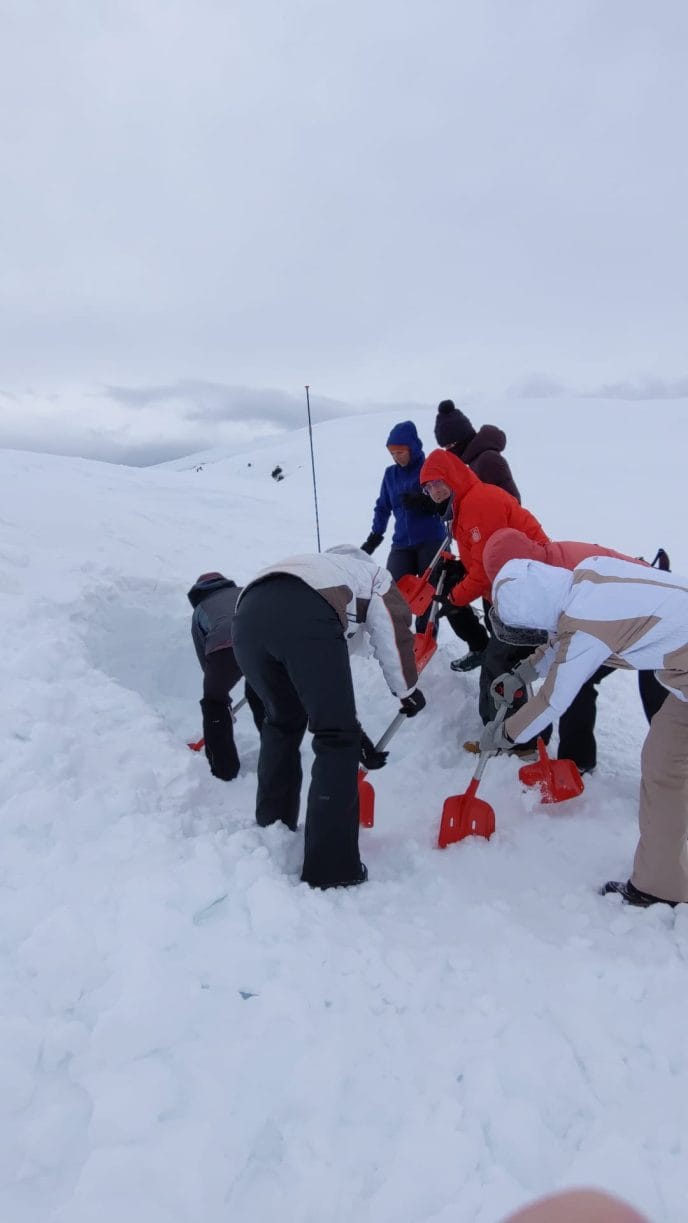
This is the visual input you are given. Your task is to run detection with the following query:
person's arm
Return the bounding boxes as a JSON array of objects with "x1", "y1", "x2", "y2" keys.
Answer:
[
  {"x1": 449, "y1": 499, "x2": 506, "y2": 606},
  {"x1": 203, "y1": 647, "x2": 242, "y2": 702},
  {"x1": 370, "y1": 472, "x2": 393, "y2": 538},
  {"x1": 365, "y1": 570, "x2": 419, "y2": 697},
  {"x1": 505, "y1": 630, "x2": 612, "y2": 743}
]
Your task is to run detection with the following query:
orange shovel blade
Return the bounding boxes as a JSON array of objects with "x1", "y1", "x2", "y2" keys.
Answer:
[
  {"x1": 358, "y1": 770, "x2": 375, "y2": 827},
  {"x1": 438, "y1": 778, "x2": 496, "y2": 847},
  {"x1": 397, "y1": 572, "x2": 435, "y2": 616},
  {"x1": 518, "y1": 738, "x2": 585, "y2": 804},
  {"x1": 414, "y1": 629, "x2": 438, "y2": 673}
]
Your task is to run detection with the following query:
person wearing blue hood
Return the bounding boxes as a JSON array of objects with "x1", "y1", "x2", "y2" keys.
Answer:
[
  {"x1": 360, "y1": 421, "x2": 446, "y2": 627},
  {"x1": 188, "y1": 572, "x2": 264, "y2": 781}
]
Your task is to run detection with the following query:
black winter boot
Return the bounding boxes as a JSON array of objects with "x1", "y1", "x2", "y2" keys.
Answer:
[
  {"x1": 450, "y1": 650, "x2": 484, "y2": 673},
  {"x1": 601, "y1": 879, "x2": 677, "y2": 908},
  {"x1": 305, "y1": 863, "x2": 368, "y2": 891}
]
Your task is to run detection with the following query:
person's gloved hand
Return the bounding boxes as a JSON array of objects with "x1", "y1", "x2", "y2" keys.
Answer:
[
  {"x1": 200, "y1": 698, "x2": 240, "y2": 780},
  {"x1": 479, "y1": 717, "x2": 514, "y2": 754},
  {"x1": 401, "y1": 491, "x2": 439, "y2": 516},
  {"x1": 400, "y1": 688, "x2": 426, "y2": 717},
  {"x1": 359, "y1": 730, "x2": 388, "y2": 770},
  {"x1": 438, "y1": 557, "x2": 466, "y2": 598},
  {"x1": 490, "y1": 659, "x2": 538, "y2": 707},
  {"x1": 361, "y1": 531, "x2": 384, "y2": 555},
  {"x1": 490, "y1": 671, "x2": 525, "y2": 707},
  {"x1": 431, "y1": 593, "x2": 454, "y2": 619},
  {"x1": 440, "y1": 557, "x2": 466, "y2": 584}
]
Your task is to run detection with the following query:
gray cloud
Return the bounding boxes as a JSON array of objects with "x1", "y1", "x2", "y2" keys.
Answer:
[
  {"x1": 508, "y1": 374, "x2": 688, "y2": 402},
  {"x1": 0, "y1": 0, "x2": 686, "y2": 447},
  {"x1": 581, "y1": 377, "x2": 688, "y2": 401},
  {"x1": 0, "y1": 381, "x2": 371, "y2": 466},
  {"x1": 104, "y1": 380, "x2": 350, "y2": 425}
]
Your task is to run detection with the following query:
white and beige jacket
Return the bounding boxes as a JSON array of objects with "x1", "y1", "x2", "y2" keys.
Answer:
[
  {"x1": 239, "y1": 544, "x2": 418, "y2": 699},
  {"x1": 491, "y1": 555, "x2": 688, "y2": 743}
]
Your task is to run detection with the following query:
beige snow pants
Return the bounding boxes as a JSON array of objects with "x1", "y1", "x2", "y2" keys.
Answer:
[{"x1": 632, "y1": 693, "x2": 688, "y2": 903}]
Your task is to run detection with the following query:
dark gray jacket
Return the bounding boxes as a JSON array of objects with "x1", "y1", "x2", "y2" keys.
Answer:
[{"x1": 188, "y1": 575, "x2": 242, "y2": 700}]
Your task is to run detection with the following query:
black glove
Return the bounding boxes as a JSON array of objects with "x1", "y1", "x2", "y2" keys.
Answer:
[
  {"x1": 361, "y1": 531, "x2": 384, "y2": 555},
  {"x1": 438, "y1": 557, "x2": 466, "y2": 597},
  {"x1": 440, "y1": 557, "x2": 466, "y2": 583},
  {"x1": 400, "y1": 688, "x2": 426, "y2": 717},
  {"x1": 401, "y1": 491, "x2": 439, "y2": 516},
  {"x1": 200, "y1": 698, "x2": 240, "y2": 781},
  {"x1": 431, "y1": 594, "x2": 454, "y2": 619},
  {"x1": 359, "y1": 730, "x2": 388, "y2": 770}
]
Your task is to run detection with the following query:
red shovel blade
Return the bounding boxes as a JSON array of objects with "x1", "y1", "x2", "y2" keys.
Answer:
[
  {"x1": 438, "y1": 777, "x2": 496, "y2": 847},
  {"x1": 397, "y1": 572, "x2": 435, "y2": 616},
  {"x1": 414, "y1": 628, "x2": 438, "y2": 673},
  {"x1": 518, "y1": 738, "x2": 585, "y2": 804},
  {"x1": 358, "y1": 770, "x2": 375, "y2": 827},
  {"x1": 188, "y1": 737, "x2": 205, "y2": 752}
]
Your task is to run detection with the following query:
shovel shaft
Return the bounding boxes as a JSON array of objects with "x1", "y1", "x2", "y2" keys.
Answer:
[
  {"x1": 472, "y1": 702, "x2": 509, "y2": 783},
  {"x1": 375, "y1": 710, "x2": 408, "y2": 753}
]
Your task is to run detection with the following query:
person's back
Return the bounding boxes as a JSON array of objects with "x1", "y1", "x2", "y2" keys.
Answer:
[
  {"x1": 434, "y1": 399, "x2": 521, "y2": 501},
  {"x1": 189, "y1": 574, "x2": 241, "y2": 669},
  {"x1": 483, "y1": 528, "x2": 645, "y2": 584}
]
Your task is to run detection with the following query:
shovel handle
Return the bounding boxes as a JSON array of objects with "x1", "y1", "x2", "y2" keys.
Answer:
[
  {"x1": 472, "y1": 703, "x2": 509, "y2": 784},
  {"x1": 420, "y1": 531, "x2": 453, "y2": 585},
  {"x1": 375, "y1": 710, "x2": 408, "y2": 753},
  {"x1": 358, "y1": 710, "x2": 410, "y2": 782}
]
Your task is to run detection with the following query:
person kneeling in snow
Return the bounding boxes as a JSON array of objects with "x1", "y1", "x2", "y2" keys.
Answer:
[
  {"x1": 481, "y1": 555, "x2": 688, "y2": 907},
  {"x1": 188, "y1": 573, "x2": 265, "y2": 781},
  {"x1": 231, "y1": 545, "x2": 425, "y2": 890}
]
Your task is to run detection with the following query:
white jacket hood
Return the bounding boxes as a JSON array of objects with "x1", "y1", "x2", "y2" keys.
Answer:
[{"x1": 492, "y1": 558, "x2": 573, "y2": 633}]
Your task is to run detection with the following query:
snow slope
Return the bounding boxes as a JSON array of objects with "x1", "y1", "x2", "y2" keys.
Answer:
[{"x1": 0, "y1": 397, "x2": 686, "y2": 1223}]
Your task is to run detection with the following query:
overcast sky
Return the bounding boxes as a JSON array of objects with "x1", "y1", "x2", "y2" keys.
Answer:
[{"x1": 1, "y1": 0, "x2": 686, "y2": 464}]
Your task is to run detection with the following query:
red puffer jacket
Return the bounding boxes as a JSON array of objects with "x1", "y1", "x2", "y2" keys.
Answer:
[
  {"x1": 419, "y1": 449, "x2": 549, "y2": 605},
  {"x1": 482, "y1": 528, "x2": 646, "y2": 584}
]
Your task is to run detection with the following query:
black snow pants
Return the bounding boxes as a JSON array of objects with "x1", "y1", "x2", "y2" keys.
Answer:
[
  {"x1": 232, "y1": 575, "x2": 363, "y2": 888},
  {"x1": 558, "y1": 666, "x2": 669, "y2": 771},
  {"x1": 387, "y1": 540, "x2": 442, "y2": 633},
  {"x1": 445, "y1": 601, "x2": 490, "y2": 654}
]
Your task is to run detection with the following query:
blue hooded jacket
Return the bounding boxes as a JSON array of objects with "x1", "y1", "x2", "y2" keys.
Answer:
[{"x1": 370, "y1": 421, "x2": 446, "y2": 549}]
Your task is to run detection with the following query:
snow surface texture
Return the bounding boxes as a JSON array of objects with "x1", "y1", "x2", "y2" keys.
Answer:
[{"x1": 1, "y1": 397, "x2": 686, "y2": 1223}]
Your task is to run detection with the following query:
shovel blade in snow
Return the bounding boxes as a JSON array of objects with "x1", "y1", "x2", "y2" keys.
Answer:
[
  {"x1": 188, "y1": 737, "x2": 205, "y2": 752},
  {"x1": 414, "y1": 628, "x2": 438, "y2": 673},
  {"x1": 358, "y1": 770, "x2": 375, "y2": 828},
  {"x1": 397, "y1": 572, "x2": 435, "y2": 616},
  {"x1": 518, "y1": 737, "x2": 585, "y2": 804},
  {"x1": 438, "y1": 778, "x2": 496, "y2": 847}
]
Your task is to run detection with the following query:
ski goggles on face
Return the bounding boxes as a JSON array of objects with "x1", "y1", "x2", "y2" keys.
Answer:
[{"x1": 489, "y1": 606, "x2": 549, "y2": 647}]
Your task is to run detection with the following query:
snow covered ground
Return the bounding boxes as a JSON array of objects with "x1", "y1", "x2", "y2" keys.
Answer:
[{"x1": 1, "y1": 396, "x2": 686, "y2": 1223}]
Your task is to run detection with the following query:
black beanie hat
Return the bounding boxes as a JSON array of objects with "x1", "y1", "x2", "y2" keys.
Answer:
[{"x1": 434, "y1": 400, "x2": 476, "y2": 450}]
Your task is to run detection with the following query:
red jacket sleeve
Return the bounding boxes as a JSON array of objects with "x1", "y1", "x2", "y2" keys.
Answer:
[{"x1": 449, "y1": 492, "x2": 508, "y2": 606}]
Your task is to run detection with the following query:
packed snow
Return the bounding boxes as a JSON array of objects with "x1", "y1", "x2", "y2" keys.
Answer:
[{"x1": 1, "y1": 396, "x2": 686, "y2": 1223}]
